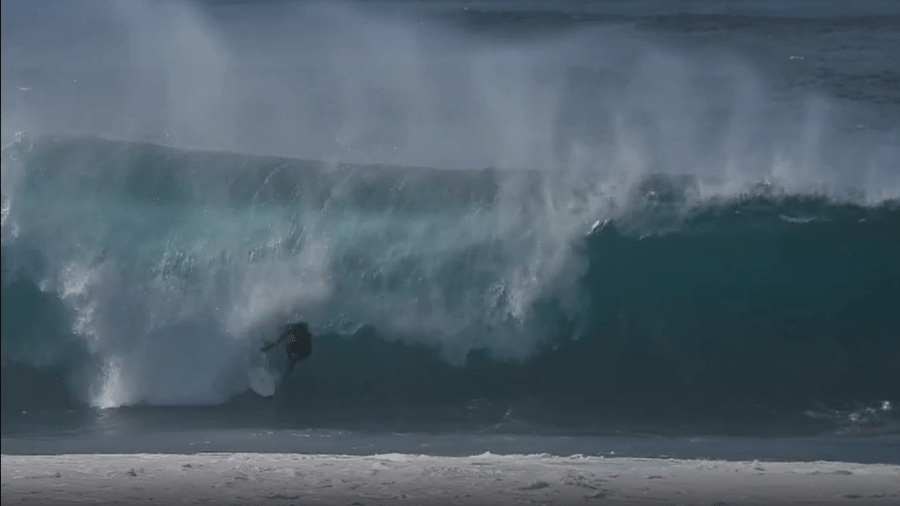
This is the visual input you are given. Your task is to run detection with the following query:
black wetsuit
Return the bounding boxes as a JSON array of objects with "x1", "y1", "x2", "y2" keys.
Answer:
[
  {"x1": 285, "y1": 323, "x2": 312, "y2": 370},
  {"x1": 261, "y1": 322, "x2": 313, "y2": 378}
]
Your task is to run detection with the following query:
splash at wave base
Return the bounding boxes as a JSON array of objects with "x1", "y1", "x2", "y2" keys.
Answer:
[{"x1": 1, "y1": 136, "x2": 898, "y2": 434}]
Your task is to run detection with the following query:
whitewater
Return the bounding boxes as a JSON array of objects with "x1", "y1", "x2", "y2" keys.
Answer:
[{"x1": 2, "y1": 0, "x2": 898, "y2": 438}]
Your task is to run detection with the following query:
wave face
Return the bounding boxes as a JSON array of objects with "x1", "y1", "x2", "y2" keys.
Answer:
[
  {"x1": 2, "y1": 0, "x2": 899, "y2": 434},
  {"x1": 3, "y1": 136, "x2": 898, "y2": 430}
]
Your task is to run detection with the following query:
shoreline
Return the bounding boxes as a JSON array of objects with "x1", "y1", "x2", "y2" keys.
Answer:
[
  {"x1": 5, "y1": 428, "x2": 898, "y2": 464},
  {"x1": 3, "y1": 452, "x2": 898, "y2": 505}
]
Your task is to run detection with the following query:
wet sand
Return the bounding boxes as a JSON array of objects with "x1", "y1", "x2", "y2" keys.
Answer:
[{"x1": 3, "y1": 452, "x2": 898, "y2": 505}]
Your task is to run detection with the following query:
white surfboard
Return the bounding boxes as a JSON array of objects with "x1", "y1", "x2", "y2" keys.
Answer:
[{"x1": 247, "y1": 366, "x2": 276, "y2": 397}]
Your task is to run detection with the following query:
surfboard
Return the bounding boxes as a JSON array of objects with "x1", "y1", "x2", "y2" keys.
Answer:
[
  {"x1": 247, "y1": 340, "x2": 290, "y2": 397},
  {"x1": 247, "y1": 366, "x2": 276, "y2": 397}
]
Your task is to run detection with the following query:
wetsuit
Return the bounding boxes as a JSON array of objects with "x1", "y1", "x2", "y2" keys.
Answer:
[
  {"x1": 285, "y1": 323, "x2": 312, "y2": 372},
  {"x1": 261, "y1": 322, "x2": 313, "y2": 377}
]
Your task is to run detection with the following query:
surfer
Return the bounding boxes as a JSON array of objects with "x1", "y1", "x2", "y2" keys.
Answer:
[{"x1": 261, "y1": 322, "x2": 312, "y2": 378}]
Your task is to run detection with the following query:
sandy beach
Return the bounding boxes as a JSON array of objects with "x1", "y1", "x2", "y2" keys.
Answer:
[{"x1": 2, "y1": 453, "x2": 898, "y2": 506}]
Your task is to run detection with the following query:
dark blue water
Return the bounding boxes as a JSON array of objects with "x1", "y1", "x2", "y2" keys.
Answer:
[{"x1": 2, "y1": 0, "x2": 899, "y2": 457}]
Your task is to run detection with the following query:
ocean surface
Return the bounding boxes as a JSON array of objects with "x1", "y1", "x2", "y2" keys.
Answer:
[{"x1": 2, "y1": 0, "x2": 899, "y2": 462}]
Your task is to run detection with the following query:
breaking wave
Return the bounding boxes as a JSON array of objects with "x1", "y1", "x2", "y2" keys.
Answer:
[
  {"x1": 1, "y1": 1, "x2": 898, "y2": 435},
  {"x1": 2, "y1": 136, "x2": 898, "y2": 420}
]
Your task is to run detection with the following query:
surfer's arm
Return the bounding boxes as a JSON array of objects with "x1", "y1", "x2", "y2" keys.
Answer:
[{"x1": 260, "y1": 330, "x2": 290, "y2": 352}]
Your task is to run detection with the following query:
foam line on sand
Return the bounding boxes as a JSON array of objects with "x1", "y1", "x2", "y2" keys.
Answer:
[{"x1": 2, "y1": 453, "x2": 898, "y2": 505}]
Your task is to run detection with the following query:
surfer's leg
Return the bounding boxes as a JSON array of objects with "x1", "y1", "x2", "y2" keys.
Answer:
[{"x1": 280, "y1": 361, "x2": 296, "y2": 383}]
